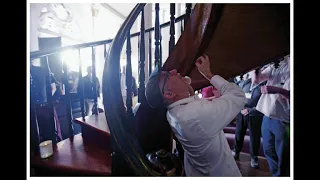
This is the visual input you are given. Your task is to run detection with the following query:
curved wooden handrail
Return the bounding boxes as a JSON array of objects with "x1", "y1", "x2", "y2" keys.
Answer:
[
  {"x1": 102, "y1": 3, "x2": 161, "y2": 176},
  {"x1": 188, "y1": 4, "x2": 290, "y2": 90},
  {"x1": 162, "y1": 4, "x2": 222, "y2": 73},
  {"x1": 164, "y1": 4, "x2": 289, "y2": 90}
]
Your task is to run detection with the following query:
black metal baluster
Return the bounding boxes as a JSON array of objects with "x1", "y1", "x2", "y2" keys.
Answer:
[
  {"x1": 169, "y1": 3, "x2": 176, "y2": 54},
  {"x1": 155, "y1": 3, "x2": 161, "y2": 71},
  {"x1": 138, "y1": 9, "x2": 146, "y2": 103},
  {"x1": 181, "y1": 19, "x2": 184, "y2": 33},
  {"x1": 185, "y1": 3, "x2": 192, "y2": 27},
  {"x1": 30, "y1": 74, "x2": 40, "y2": 152},
  {"x1": 91, "y1": 47, "x2": 98, "y2": 115},
  {"x1": 78, "y1": 49, "x2": 86, "y2": 119},
  {"x1": 126, "y1": 32, "x2": 133, "y2": 117},
  {"x1": 44, "y1": 56, "x2": 58, "y2": 144},
  {"x1": 160, "y1": 34, "x2": 162, "y2": 66}
]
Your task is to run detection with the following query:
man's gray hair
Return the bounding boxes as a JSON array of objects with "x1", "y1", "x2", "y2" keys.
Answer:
[{"x1": 145, "y1": 67, "x2": 166, "y2": 108}]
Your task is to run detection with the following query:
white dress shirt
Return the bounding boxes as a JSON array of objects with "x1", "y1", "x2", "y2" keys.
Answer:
[
  {"x1": 167, "y1": 75, "x2": 247, "y2": 176},
  {"x1": 120, "y1": 73, "x2": 127, "y2": 97},
  {"x1": 252, "y1": 60, "x2": 290, "y2": 122}
]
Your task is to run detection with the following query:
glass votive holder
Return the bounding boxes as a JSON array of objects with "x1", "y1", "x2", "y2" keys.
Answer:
[{"x1": 39, "y1": 140, "x2": 53, "y2": 159}]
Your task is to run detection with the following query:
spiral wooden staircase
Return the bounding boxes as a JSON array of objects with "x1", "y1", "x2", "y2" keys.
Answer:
[{"x1": 30, "y1": 3, "x2": 289, "y2": 176}]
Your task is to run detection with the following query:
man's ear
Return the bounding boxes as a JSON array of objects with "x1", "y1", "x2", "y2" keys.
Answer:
[{"x1": 163, "y1": 91, "x2": 176, "y2": 100}]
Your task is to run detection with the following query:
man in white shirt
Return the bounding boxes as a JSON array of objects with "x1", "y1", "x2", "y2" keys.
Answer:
[
  {"x1": 251, "y1": 55, "x2": 290, "y2": 176},
  {"x1": 145, "y1": 54, "x2": 247, "y2": 176},
  {"x1": 120, "y1": 66, "x2": 127, "y2": 105}
]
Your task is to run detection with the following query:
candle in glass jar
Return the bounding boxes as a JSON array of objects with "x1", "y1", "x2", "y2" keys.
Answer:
[{"x1": 39, "y1": 140, "x2": 53, "y2": 159}]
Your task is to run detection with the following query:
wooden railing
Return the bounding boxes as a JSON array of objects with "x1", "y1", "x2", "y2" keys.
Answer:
[
  {"x1": 101, "y1": 3, "x2": 192, "y2": 175},
  {"x1": 30, "y1": 3, "x2": 193, "y2": 176}
]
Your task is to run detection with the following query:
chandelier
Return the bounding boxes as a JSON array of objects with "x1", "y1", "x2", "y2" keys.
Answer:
[
  {"x1": 39, "y1": 3, "x2": 74, "y2": 35},
  {"x1": 47, "y1": 3, "x2": 73, "y2": 23}
]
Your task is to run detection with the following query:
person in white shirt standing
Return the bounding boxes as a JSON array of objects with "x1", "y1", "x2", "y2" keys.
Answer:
[
  {"x1": 120, "y1": 66, "x2": 127, "y2": 106},
  {"x1": 145, "y1": 54, "x2": 247, "y2": 176},
  {"x1": 251, "y1": 55, "x2": 290, "y2": 176}
]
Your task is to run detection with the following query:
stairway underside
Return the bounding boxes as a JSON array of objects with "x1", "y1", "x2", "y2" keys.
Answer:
[{"x1": 163, "y1": 4, "x2": 290, "y2": 90}]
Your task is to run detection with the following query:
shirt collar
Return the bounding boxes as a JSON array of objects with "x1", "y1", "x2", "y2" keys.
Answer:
[{"x1": 167, "y1": 95, "x2": 200, "y2": 109}]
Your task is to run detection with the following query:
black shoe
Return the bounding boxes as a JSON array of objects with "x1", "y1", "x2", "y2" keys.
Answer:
[
  {"x1": 250, "y1": 158, "x2": 259, "y2": 169},
  {"x1": 232, "y1": 151, "x2": 240, "y2": 160}
]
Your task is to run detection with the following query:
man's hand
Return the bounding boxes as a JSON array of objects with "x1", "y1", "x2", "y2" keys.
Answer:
[
  {"x1": 195, "y1": 54, "x2": 214, "y2": 80},
  {"x1": 188, "y1": 85, "x2": 195, "y2": 96},
  {"x1": 241, "y1": 108, "x2": 249, "y2": 116},
  {"x1": 261, "y1": 85, "x2": 281, "y2": 94}
]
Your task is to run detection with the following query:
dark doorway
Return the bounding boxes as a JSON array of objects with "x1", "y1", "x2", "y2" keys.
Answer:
[{"x1": 38, "y1": 37, "x2": 62, "y2": 82}]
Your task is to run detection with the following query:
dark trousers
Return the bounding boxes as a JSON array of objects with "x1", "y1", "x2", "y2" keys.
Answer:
[
  {"x1": 262, "y1": 116, "x2": 290, "y2": 176},
  {"x1": 234, "y1": 113, "x2": 263, "y2": 159}
]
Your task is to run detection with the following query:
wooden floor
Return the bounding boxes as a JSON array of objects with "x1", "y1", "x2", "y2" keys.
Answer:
[
  {"x1": 30, "y1": 134, "x2": 112, "y2": 176},
  {"x1": 31, "y1": 132, "x2": 271, "y2": 177},
  {"x1": 236, "y1": 153, "x2": 271, "y2": 177}
]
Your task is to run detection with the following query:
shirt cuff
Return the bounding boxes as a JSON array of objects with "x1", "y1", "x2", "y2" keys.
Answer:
[{"x1": 210, "y1": 75, "x2": 228, "y2": 90}]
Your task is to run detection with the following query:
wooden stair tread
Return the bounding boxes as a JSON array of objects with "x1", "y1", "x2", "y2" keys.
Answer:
[
  {"x1": 30, "y1": 134, "x2": 269, "y2": 176},
  {"x1": 30, "y1": 134, "x2": 112, "y2": 176},
  {"x1": 74, "y1": 113, "x2": 110, "y2": 135}
]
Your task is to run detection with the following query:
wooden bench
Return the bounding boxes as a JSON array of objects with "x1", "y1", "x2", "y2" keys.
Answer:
[{"x1": 30, "y1": 134, "x2": 112, "y2": 176}]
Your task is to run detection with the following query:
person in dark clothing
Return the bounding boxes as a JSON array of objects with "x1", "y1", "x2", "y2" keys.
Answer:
[
  {"x1": 132, "y1": 76, "x2": 138, "y2": 97},
  {"x1": 80, "y1": 66, "x2": 100, "y2": 115},
  {"x1": 30, "y1": 65, "x2": 62, "y2": 146},
  {"x1": 66, "y1": 68, "x2": 79, "y2": 94},
  {"x1": 232, "y1": 70, "x2": 266, "y2": 168},
  {"x1": 237, "y1": 74, "x2": 251, "y2": 92}
]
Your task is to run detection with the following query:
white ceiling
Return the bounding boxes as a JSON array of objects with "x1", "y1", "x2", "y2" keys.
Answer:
[
  {"x1": 36, "y1": 3, "x2": 189, "y2": 44},
  {"x1": 105, "y1": 3, "x2": 137, "y2": 17},
  {"x1": 103, "y1": 3, "x2": 174, "y2": 19}
]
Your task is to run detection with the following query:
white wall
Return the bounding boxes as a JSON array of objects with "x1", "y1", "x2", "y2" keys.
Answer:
[{"x1": 30, "y1": 3, "x2": 47, "y2": 66}]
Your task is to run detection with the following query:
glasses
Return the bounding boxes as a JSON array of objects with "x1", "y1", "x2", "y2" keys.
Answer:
[{"x1": 161, "y1": 71, "x2": 170, "y2": 95}]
